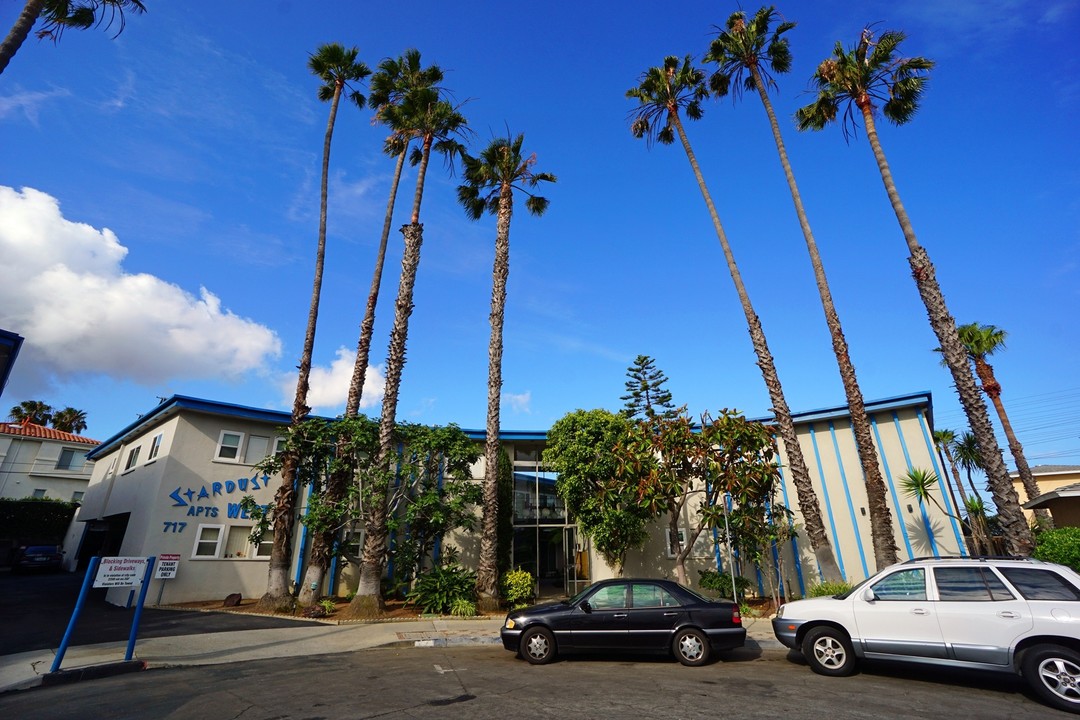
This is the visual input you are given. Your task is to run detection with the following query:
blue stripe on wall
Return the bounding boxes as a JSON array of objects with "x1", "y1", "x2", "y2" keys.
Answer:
[
  {"x1": 916, "y1": 409, "x2": 966, "y2": 555},
  {"x1": 892, "y1": 411, "x2": 939, "y2": 557},
  {"x1": 808, "y1": 424, "x2": 846, "y2": 580},
  {"x1": 774, "y1": 453, "x2": 806, "y2": 596},
  {"x1": 870, "y1": 416, "x2": 915, "y2": 558},
  {"x1": 829, "y1": 421, "x2": 870, "y2": 579}
]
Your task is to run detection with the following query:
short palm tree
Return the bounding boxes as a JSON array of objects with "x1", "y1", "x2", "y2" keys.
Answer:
[
  {"x1": 933, "y1": 428, "x2": 986, "y2": 554},
  {"x1": 954, "y1": 430, "x2": 994, "y2": 552},
  {"x1": 348, "y1": 87, "x2": 469, "y2": 617},
  {"x1": 627, "y1": 55, "x2": 843, "y2": 582},
  {"x1": 263, "y1": 43, "x2": 370, "y2": 611},
  {"x1": 795, "y1": 28, "x2": 1033, "y2": 556},
  {"x1": 953, "y1": 322, "x2": 1049, "y2": 528},
  {"x1": 50, "y1": 407, "x2": 87, "y2": 434},
  {"x1": 1, "y1": 0, "x2": 146, "y2": 76},
  {"x1": 457, "y1": 133, "x2": 555, "y2": 610},
  {"x1": 705, "y1": 6, "x2": 897, "y2": 570},
  {"x1": 9, "y1": 399, "x2": 53, "y2": 425}
]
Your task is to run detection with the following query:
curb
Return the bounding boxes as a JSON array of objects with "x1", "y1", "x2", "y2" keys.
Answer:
[{"x1": 42, "y1": 660, "x2": 146, "y2": 687}]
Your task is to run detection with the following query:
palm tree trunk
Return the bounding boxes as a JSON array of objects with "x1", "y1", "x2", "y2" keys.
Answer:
[
  {"x1": 753, "y1": 69, "x2": 897, "y2": 569},
  {"x1": 936, "y1": 443, "x2": 978, "y2": 554},
  {"x1": 348, "y1": 137, "x2": 434, "y2": 618},
  {"x1": 346, "y1": 149, "x2": 408, "y2": 416},
  {"x1": 858, "y1": 105, "x2": 1034, "y2": 557},
  {"x1": 0, "y1": 0, "x2": 44, "y2": 76},
  {"x1": 260, "y1": 85, "x2": 342, "y2": 609},
  {"x1": 476, "y1": 184, "x2": 513, "y2": 611},
  {"x1": 973, "y1": 358, "x2": 1050, "y2": 528},
  {"x1": 670, "y1": 112, "x2": 843, "y2": 583}
]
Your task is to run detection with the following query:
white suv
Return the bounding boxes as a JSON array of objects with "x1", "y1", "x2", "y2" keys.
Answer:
[{"x1": 772, "y1": 557, "x2": 1080, "y2": 713}]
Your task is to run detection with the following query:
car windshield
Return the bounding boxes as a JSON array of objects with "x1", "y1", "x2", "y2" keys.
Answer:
[{"x1": 833, "y1": 576, "x2": 874, "y2": 600}]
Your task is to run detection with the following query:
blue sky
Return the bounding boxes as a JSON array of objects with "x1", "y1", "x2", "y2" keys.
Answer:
[{"x1": 1, "y1": 1, "x2": 1078, "y2": 469}]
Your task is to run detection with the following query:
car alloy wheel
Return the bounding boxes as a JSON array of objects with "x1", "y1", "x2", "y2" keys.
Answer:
[
  {"x1": 673, "y1": 628, "x2": 709, "y2": 667},
  {"x1": 520, "y1": 626, "x2": 555, "y2": 665},
  {"x1": 1023, "y1": 644, "x2": 1080, "y2": 713},
  {"x1": 803, "y1": 626, "x2": 856, "y2": 677}
]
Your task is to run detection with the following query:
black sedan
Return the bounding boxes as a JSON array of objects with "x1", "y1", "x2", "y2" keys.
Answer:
[
  {"x1": 500, "y1": 578, "x2": 745, "y2": 666},
  {"x1": 11, "y1": 545, "x2": 64, "y2": 573}
]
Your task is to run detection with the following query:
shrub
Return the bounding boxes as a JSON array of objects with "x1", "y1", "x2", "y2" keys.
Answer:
[
  {"x1": 450, "y1": 598, "x2": 477, "y2": 617},
  {"x1": 319, "y1": 598, "x2": 337, "y2": 615},
  {"x1": 1034, "y1": 526, "x2": 1080, "y2": 573},
  {"x1": 406, "y1": 563, "x2": 476, "y2": 615},
  {"x1": 697, "y1": 569, "x2": 751, "y2": 599},
  {"x1": 808, "y1": 581, "x2": 852, "y2": 598},
  {"x1": 500, "y1": 568, "x2": 535, "y2": 609}
]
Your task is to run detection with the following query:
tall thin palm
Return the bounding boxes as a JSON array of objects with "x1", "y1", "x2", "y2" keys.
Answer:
[
  {"x1": 954, "y1": 322, "x2": 1049, "y2": 528},
  {"x1": 706, "y1": 7, "x2": 897, "y2": 569},
  {"x1": 953, "y1": 431, "x2": 994, "y2": 552},
  {"x1": 8, "y1": 399, "x2": 52, "y2": 425},
  {"x1": 0, "y1": 0, "x2": 146, "y2": 76},
  {"x1": 458, "y1": 134, "x2": 555, "y2": 609},
  {"x1": 263, "y1": 43, "x2": 369, "y2": 610},
  {"x1": 933, "y1": 428, "x2": 984, "y2": 554},
  {"x1": 50, "y1": 407, "x2": 87, "y2": 434},
  {"x1": 349, "y1": 87, "x2": 469, "y2": 616},
  {"x1": 627, "y1": 55, "x2": 843, "y2": 582},
  {"x1": 796, "y1": 28, "x2": 1033, "y2": 556}
]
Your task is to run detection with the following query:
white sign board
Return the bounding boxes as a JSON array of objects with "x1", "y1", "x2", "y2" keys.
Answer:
[
  {"x1": 94, "y1": 556, "x2": 149, "y2": 588},
  {"x1": 155, "y1": 554, "x2": 180, "y2": 579}
]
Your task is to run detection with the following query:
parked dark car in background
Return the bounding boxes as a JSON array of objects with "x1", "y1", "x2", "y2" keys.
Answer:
[
  {"x1": 11, "y1": 545, "x2": 64, "y2": 573},
  {"x1": 501, "y1": 578, "x2": 745, "y2": 666}
]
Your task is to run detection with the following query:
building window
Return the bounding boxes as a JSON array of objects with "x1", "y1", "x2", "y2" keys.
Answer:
[
  {"x1": 274, "y1": 437, "x2": 287, "y2": 455},
  {"x1": 254, "y1": 533, "x2": 273, "y2": 558},
  {"x1": 245, "y1": 435, "x2": 270, "y2": 464},
  {"x1": 215, "y1": 431, "x2": 244, "y2": 462},
  {"x1": 124, "y1": 446, "x2": 141, "y2": 471},
  {"x1": 72, "y1": 491, "x2": 84, "y2": 503},
  {"x1": 147, "y1": 433, "x2": 163, "y2": 461},
  {"x1": 56, "y1": 447, "x2": 81, "y2": 470},
  {"x1": 220, "y1": 526, "x2": 272, "y2": 559},
  {"x1": 193, "y1": 525, "x2": 225, "y2": 558},
  {"x1": 31, "y1": 489, "x2": 46, "y2": 499}
]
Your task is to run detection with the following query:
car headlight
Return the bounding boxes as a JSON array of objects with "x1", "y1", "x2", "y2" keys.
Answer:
[
  {"x1": 505, "y1": 618, "x2": 517, "y2": 629},
  {"x1": 775, "y1": 605, "x2": 785, "y2": 619}
]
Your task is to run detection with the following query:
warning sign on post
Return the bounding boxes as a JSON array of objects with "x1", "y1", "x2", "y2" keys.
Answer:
[
  {"x1": 155, "y1": 554, "x2": 180, "y2": 579},
  {"x1": 94, "y1": 556, "x2": 149, "y2": 588}
]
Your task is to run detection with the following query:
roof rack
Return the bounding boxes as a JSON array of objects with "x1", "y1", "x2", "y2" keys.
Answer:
[{"x1": 904, "y1": 555, "x2": 1030, "y2": 562}]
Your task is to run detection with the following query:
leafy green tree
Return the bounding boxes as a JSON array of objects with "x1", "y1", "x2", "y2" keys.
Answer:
[
  {"x1": 346, "y1": 49, "x2": 444, "y2": 414},
  {"x1": 620, "y1": 354, "x2": 677, "y2": 421},
  {"x1": 951, "y1": 322, "x2": 1049, "y2": 528},
  {"x1": 9, "y1": 400, "x2": 53, "y2": 425},
  {"x1": 50, "y1": 407, "x2": 87, "y2": 434},
  {"x1": 349, "y1": 86, "x2": 469, "y2": 618},
  {"x1": 627, "y1": 55, "x2": 843, "y2": 582},
  {"x1": 0, "y1": 0, "x2": 146, "y2": 76},
  {"x1": 705, "y1": 6, "x2": 897, "y2": 570},
  {"x1": 262, "y1": 43, "x2": 370, "y2": 611},
  {"x1": 796, "y1": 27, "x2": 1033, "y2": 556},
  {"x1": 457, "y1": 132, "x2": 555, "y2": 610},
  {"x1": 1034, "y1": 527, "x2": 1080, "y2": 573},
  {"x1": 545, "y1": 409, "x2": 651, "y2": 574}
]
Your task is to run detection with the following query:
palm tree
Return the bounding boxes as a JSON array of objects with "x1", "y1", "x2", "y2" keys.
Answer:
[
  {"x1": 626, "y1": 55, "x2": 843, "y2": 583},
  {"x1": 933, "y1": 428, "x2": 985, "y2": 554},
  {"x1": 1, "y1": 0, "x2": 146, "y2": 76},
  {"x1": 954, "y1": 322, "x2": 1050, "y2": 528},
  {"x1": 954, "y1": 430, "x2": 994, "y2": 553},
  {"x1": 347, "y1": 87, "x2": 469, "y2": 617},
  {"x1": 262, "y1": 43, "x2": 370, "y2": 611},
  {"x1": 9, "y1": 399, "x2": 53, "y2": 425},
  {"x1": 795, "y1": 28, "x2": 1034, "y2": 556},
  {"x1": 50, "y1": 407, "x2": 87, "y2": 434},
  {"x1": 457, "y1": 133, "x2": 555, "y2": 610},
  {"x1": 705, "y1": 7, "x2": 897, "y2": 570}
]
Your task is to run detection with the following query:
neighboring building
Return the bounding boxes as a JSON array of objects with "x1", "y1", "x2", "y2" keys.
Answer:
[
  {"x1": 1015, "y1": 465, "x2": 1080, "y2": 527},
  {"x1": 79, "y1": 391, "x2": 961, "y2": 606},
  {"x1": 0, "y1": 421, "x2": 97, "y2": 503}
]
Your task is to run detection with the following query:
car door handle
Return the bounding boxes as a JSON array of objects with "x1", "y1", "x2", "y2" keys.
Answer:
[
  {"x1": 613, "y1": 613, "x2": 627, "y2": 618},
  {"x1": 997, "y1": 611, "x2": 1020, "y2": 619},
  {"x1": 911, "y1": 608, "x2": 929, "y2": 615},
  {"x1": 663, "y1": 612, "x2": 678, "y2": 617}
]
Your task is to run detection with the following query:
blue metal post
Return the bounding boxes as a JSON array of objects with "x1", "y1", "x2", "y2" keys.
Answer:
[
  {"x1": 51, "y1": 556, "x2": 100, "y2": 673},
  {"x1": 124, "y1": 557, "x2": 156, "y2": 661}
]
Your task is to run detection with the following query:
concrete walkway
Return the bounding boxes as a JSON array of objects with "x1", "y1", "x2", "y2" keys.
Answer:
[{"x1": 0, "y1": 613, "x2": 782, "y2": 694}]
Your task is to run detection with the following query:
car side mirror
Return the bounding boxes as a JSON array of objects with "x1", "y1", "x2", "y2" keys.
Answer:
[
  {"x1": 861, "y1": 587, "x2": 876, "y2": 602},
  {"x1": 580, "y1": 600, "x2": 592, "y2": 614}
]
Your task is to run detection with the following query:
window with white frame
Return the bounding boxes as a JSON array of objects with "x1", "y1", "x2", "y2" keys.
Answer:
[
  {"x1": 218, "y1": 526, "x2": 272, "y2": 559},
  {"x1": 193, "y1": 524, "x2": 225, "y2": 558},
  {"x1": 31, "y1": 489, "x2": 46, "y2": 499},
  {"x1": 147, "y1": 433, "x2": 163, "y2": 461},
  {"x1": 56, "y1": 447, "x2": 82, "y2": 471},
  {"x1": 124, "y1": 446, "x2": 141, "y2": 471},
  {"x1": 72, "y1": 491, "x2": 84, "y2": 503},
  {"x1": 215, "y1": 431, "x2": 244, "y2": 462},
  {"x1": 274, "y1": 437, "x2": 287, "y2": 455},
  {"x1": 245, "y1": 435, "x2": 270, "y2": 464},
  {"x1": 254, "y1": 532, "x2": 273, "y2": 558}
]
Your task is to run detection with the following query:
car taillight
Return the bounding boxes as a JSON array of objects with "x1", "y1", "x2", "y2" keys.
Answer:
[{"x1": 732, "y1": 607, "x2": 742, "y2": 625}]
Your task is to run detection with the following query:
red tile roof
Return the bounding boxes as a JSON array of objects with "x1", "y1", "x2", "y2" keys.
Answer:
[{"x1": 0, "y1": 421, "x2": 99, "y2": 445}]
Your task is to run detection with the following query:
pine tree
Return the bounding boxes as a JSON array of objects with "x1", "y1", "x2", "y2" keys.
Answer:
[{"x1": 620, "y1": 355, "x2": 678, "y2": 420}]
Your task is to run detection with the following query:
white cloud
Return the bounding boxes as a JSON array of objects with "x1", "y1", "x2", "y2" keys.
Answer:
[
  {"x1": 503, "y1": 391, "x2": 532, "y2": 414},
  {"x1": 0, "y1": 186, "x2": 281, "y2": 386},
  {"x1": 278, "y1": 346, "x2": 385, "y2": 414},
  {"x1": 0, "y1": 87, "x2": 71, "y2": 123}
]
